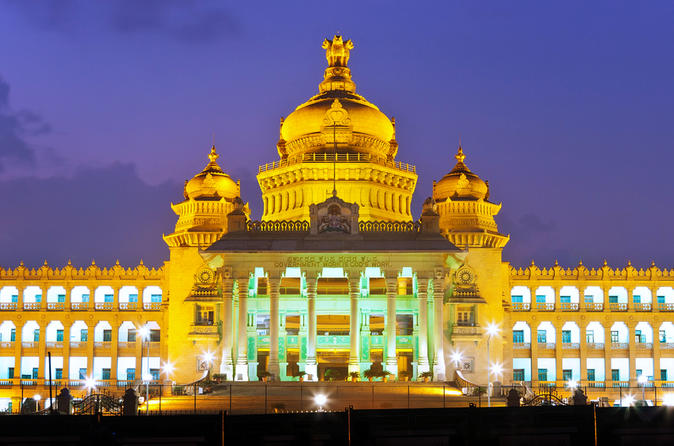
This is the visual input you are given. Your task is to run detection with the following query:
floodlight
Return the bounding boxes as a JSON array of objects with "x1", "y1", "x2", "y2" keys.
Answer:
[
  {"x1": 314, "y1": 394, "x2": 327, "y2": 406},
  {"x1": 567, "y1": 379, "x2": 578, "y2": 389},
  {"x1": 138, "y1": 325, "x2": 150, "y2": 341},
  {"x1": 162, "y1": 361, "x2": 174, "y2": 377},
  {"x1": 662, "y1": 394, "x2": 674, "y2": 406},
  {"x1": 33, "y1": 394, "x2": 41, "y2": 401},
  {"x1": 638, "y1": 374, "x2": 648, "y2": 385},
  {"x1": 450, "y1": 350, "x2": 463, "y2": 366},
  {"x1": 84, "y1": 376, "x2": 96, "y2": 392},
  {"x1": 201, "y1": 351, "x2": 215, "y2": 364},
  {"x1": 623, "y1": 394, "x2": 635, "y2": 407},
  {"x1": 485, "y1": 323, "x2": 500, "y2": 337},
  {"x1": 489, "y1": 362, "x2": 503, "y2": 377}
]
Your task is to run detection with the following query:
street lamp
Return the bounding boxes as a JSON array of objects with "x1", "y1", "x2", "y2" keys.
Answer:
[
  {"x1": 84, "y1": 376, "x2": 96, "y2": 395},
  {"x1": 638, "y1": 374, "x2": 648, "y2": 403},
  {"x1": 485, "y1": 323, "x2": 500, "y2": 407},
  {"x1": 314, "y1": 393, "x2": 327, "y2": 411},
  {"x1": 138, "y1": 324, "x2": 150, "y2": 414},
  {"x1": 450, "y1": 350, "x2": 463, "y2": 369}
]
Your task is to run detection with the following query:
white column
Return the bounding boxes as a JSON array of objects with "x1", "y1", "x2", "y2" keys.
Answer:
[
  {"x1": 385, "y1": 278, "x2": 398, "y2": 376},
  {"x1": 432, "y1": 279, "x2": 446, "y2": 380},
  {"x1": 235, "y1": 277, "x2": 249, "y2": 381},
  {"x1": 220, "y1": 279, "x2": 234, "y2": 380},
  {"x1": 417, "y1": 278, "x2": 430, "y2": 374},
  {"x1": 268, "y1": 278, "x2": 281, "y2": 380},
  {"x1": 305, "y1": 279, "x2": 318, "y2": 381},
  {"x1": 348, "y1": 277, "x2": 360, "y2": 374}
]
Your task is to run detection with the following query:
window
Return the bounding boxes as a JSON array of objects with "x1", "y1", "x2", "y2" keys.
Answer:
[
  {"x1": 79, "y1": 368, "x2": 87, "y2": 379},
  {"x1": 126, "y1": 368, "x2": 135, "y2": 381},
  {"x1": 103, "y1": 329, "x2": 112, "y2": 342},
  {"x1": 513, "y1": 330, "x2": 524, "y2": 343},
  {"x1": 35, "y1": 294, "x2": 41, "y2": 303},
  {"x1": 10, "y1": 294, "x2": 17, "y2": 303},
  {"x1": 635, "y1": 330, "x2": 644, "y2": 343},
  {"x1": 560, "y1": 295, "x2": 571, "y2": 303},
  {"x1": 661, "y1": 369, "x2": 668, "y2": 381},
  {"x1": 151, "y1": 294, "x2": 162, "y2": 303},
  {"x1": 150, "y1": 329, "x2": 160, "y2": 342},
  {"x1": 633, "y1": 295, "x2": 641, "y2": 304},
  {"x1": 57, "y1": 294, "x2": 65, "y2": 303},
  {"x1": 33, "y1": 329, "x2": 39, "y2": 342},
  {"x1": 660, "y1": 330, "x2": 667, "y2": 343},
  {"x1": 562, "y1": 330, "x2": 571, "y2": 343},
  {"x1": 129, "y1": 294, "x2": 138, "y2": 303},
  {"x1": 562, "y1": 369, "x2": 572, "y2": 382},
  {"x1": 636, "y1": 369, "x2": 643, "y2": 380},
  {"x1": 586, "y1": 330, "x2": 595, "y2": 344},
  {"x1": 56, "y1": 330, "x2": 63, "y2": 342},
  {"x1": 537, "y1": 330, "x2": 547, "y2": 343},
  {"x1": 511, "y1": 295, "x2": 523, "y2": 303},
  {"x1": 82, "y1": 294, "x2": 90, "y2": 303},
  {"x1": 128, "y1": 330, "x2": 136, "y2": 342},
  {"x1": 8, "y1": 367, "x2": 14, "y2": 379},
  {"x1": 587, "y1": 369, "x2": 595, "y2": 382},
  {"x1": 535, "y1": 295, "x2": 545, "y2": 303},
  {"x1": 611, "y1": 331, "x2": 619, "y2": 343},
  {"x1": 80, "y1": 330, "x2": 88, "y2": 342},
  {"x1": 10, "y1": 328, "x2": 15, "y2": 342},
  {"x1": 456, "y1": 311, "x2": 472, "y2": 326},
  {"x1": 32, "y1": 368, "x2": 38, "y2": 379},
  {"x1": 150, "y1": 368, "x2": 160, "y2": 380},
  {"x1": 55, "y1": 368, "x2": 62, "y2": 379},
  {"x1": 256, "y1": 314, "x2": 270, "y2": 336},
  {"x1": 584, "y1": 295, "x2": 593, "y2": 303},
  {"x1": 658, "y1": 295, "x2": 665, "y2": 304},
  {"x1": 513, "y1": 369, "x2": 525, "y2": 381},
  {"x1": 608, "y1": 295, "x2": 618, "y2": 303},
  {"x1": 537, "y1": 369, "x2": 548, "y2": 381},
  {"x1": 611, "y1": 369, "x2": 619, "y2": 381},
  {"x1": 102, "y1": 368, "x2": 111, "y2": 380},
  {"x1": 104, "y1": 294, "x2": 113, "y2": 303}
]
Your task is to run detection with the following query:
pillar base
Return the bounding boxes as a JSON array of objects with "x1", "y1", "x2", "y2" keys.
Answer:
[
  {"x1": 385, "y1": 357, "x2": 398, "y2": 377},
  {"x1": 235, "y1": 361, "x2": 248, "y2": 381},
  {"x1": 417, "y1": 358, "x2": 430, "y2": 375},
  {"x1": 304, "y1": 361, "x2": 318, "y2": 382},
  {"x1": 268, "y1": 361, "x2": 280, "y2": 381},
  {"x1": 433, "y1": 363, "x2": 446, "y2": 381}
]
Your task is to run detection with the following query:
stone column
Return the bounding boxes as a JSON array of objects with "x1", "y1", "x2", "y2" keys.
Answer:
[
  {"x1": 268, "y1": 278, "x2": 281, "y2": 380},
  {"x1": 62, "y1": 323, "x2": 71, "y2": 381},
  {"x1": 432, "y1": 280, "x2": 446, "y2": 381},
  {"x1": 305, "y1": 280, "x2": 318, "y2": 381},
  {"x1": 110, "y1": 315, "x2": 119, "y2": 384},
  {"x1": 628, "y1": 320, "x2": 637, "y2": 386},
  {"x1": 220, "y1": 279, "x2": 234, "y2": 380},
  {"x1": 417, "y1": 278, "x2": 430, "y2": 374},
  {"x1": 348, "y1": 277, "x2": 360, "y2": 375},
  {"x1": 235, "y1": 277, "x2": 249, "y2": 381},
  {"x1": 385, "y1": 278, "x2": 398, "y2": 376}
]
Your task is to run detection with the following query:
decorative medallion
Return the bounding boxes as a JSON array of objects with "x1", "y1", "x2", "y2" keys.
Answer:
[
  {"x1": 455, "y1": 265, "x2": 476, "y2": 285},
  {"x1": 196, "y1": 266, "x2": 216, "y2": 285}
]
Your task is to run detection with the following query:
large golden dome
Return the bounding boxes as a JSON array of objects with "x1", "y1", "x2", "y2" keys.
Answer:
[
  {"x1": 277, "y1": 35, "x2": 397, "y2": 160},
  {"x1": 184, "y1": 146, "x2": 240, "y2": 200},
  {"x1": 433, "y1": 146, "x2": 489, "y2": 201}
]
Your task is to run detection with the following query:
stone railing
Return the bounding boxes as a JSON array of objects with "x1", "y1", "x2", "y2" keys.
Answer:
[
  {"x1": 359, "y1": 220, "x2": 421, "y2": 233},
  {"x1": 246, "y1": 220, "x2": 310, "y2": 232},
  {"x1": 258, "y1": 152, "x2": 416, "y2": 174}
]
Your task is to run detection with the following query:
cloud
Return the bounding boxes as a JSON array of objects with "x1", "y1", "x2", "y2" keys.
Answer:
[
  {"x1": 0, "y1": 163, "x2": 182, "y2": 268},
  {"x1": 0, "y1": 76, "x2": 52, "y2": 173}
]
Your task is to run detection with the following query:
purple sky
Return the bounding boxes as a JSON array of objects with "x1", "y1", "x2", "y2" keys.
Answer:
[{"x1": 0, "y1": 0, "x2": 672, "y2": 269}]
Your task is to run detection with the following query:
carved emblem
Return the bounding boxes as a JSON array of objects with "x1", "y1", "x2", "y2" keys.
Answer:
[
  {"x1": 319, "y1": 204, "x2": 351, "y2": 233},
  {"x1": 196, "y1": 266, "x2": 216, "y2": 285},
  {"x1": 322, "y1": 35, "x2": 354, "y2": 67},
  {"x1": 455, "y1": 265, "x2": 476, "y2": 285}
]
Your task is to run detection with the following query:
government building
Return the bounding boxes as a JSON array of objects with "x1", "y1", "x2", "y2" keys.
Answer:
[{"x1": 0, "y1": 35, "x2": 672, "y2": 409}]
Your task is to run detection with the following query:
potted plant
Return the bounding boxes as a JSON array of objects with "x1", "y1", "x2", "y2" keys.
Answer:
[
  {"x1": 325, "y1": 368, "x2": 341, "y2": 382},
  {"x1": 363, "y1": 368, "x2": 376, "y2": 382},
  {"x1": 349, "y1": 371, "x2": 360, "y2": 382},
  {"x1": 292, "y1": 370, "x2": 306, "y2": 382},
  {"x1": 382, "y1": 371, "x2": 392, "y2": 382},
  {"x1": 258, "y1": 371, "x2": 273, "y2": 382},
  {"x1": 399, "y1": 371, "x2": 411, "y2": 382},
  {"x1": 419, "y1": 371, "x2": 433, "y2": 382},
  {"x1": 212, "y1": 373, "x2": 227, "y2": 384}
]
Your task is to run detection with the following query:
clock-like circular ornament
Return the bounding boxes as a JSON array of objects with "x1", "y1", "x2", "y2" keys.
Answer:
[
  {"x1": 455, "y1": 266, "x2": 475, "y2": 285},
  {"x1": 197, "y1": 267, "x2": 215, "y2": 285}
]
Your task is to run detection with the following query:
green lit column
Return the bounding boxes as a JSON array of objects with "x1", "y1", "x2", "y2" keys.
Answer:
[
  {"x1": 417, "y1": 278, "x2": 430, "y2": 375},
  {"x1": 220, "y1": 278, "x2": 234, "y2": 380},
  {"x1": 432, "y1": 278, "x2": 446, "y2": 381},
  {"x1": 235, "y1": 276, "x2": 249, "y2": 381},
  {"x1": 348, "y1": 277, "x2": 360, "y2": 375},
  {"x1": 268, "y1": 278, "x2": 281, "y2": 380},
  {"x1": 385, "y1": 278, "x2": 398, "y2": 376},
  {"x1": 305, "y1": 280, "x2": 318, "y2": 381}
]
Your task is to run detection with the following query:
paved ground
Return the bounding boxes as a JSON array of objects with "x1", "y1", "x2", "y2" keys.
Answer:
[{"x1": 143, "y1": 382, "x2": 505, "y2": 414}]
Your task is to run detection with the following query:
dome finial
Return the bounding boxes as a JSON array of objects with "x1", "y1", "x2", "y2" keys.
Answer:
[
  {"x1": 208, "y1": 145, "x2": 219, "y2": 164},
  {"x1": 322, "y1": 35, "x2": 354, "y2": 68},
  {"x1": 455, "y1": 143, "x2": 465, "y2": 164}
]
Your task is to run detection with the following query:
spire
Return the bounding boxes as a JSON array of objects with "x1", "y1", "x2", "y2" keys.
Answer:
[
  {"x1": 208, "y1": 145, "x2": 219, "y2": 164},
  {"x1": 450, "y1": 143, "x2": 471, "y2": 173},
  {"x1": 319, "y1": 35, "x2": 357, "y2": 94}
]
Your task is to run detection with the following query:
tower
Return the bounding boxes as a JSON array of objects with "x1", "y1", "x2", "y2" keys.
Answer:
[{"x1": 257, "y1": 35, "x2": 417, "y2": 222}]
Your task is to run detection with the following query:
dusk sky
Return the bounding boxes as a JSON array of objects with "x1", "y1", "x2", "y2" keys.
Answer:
[{"x1": 0, "y1": 0, "x2": 672, "y2": 269}]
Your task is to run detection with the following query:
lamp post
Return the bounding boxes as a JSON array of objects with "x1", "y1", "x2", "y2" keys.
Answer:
[
  {"x1": 485, "y1": 323, "x2": 500, "y2": 407},
  {"x1": 138, "y1": 325, "x2": 150, "y2": 414},
  {"x1": 638, "y1": 374, "x2": 648, "y2": 403},
  {"x1": 160, "y1": 361, "x2": 174, "y2": 415}
]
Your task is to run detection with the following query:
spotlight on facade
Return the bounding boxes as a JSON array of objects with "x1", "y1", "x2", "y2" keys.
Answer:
[
  {"x1": 201, "y1": 351, "x2": 215, "y2": 365},
  {"x1": 662, "y1": 394, "x2": 674, "y2": 406},
  {"x1": 33, "y1": 394, "x2": 41, "y2": 401},
  {"x1": 314, "y1": 394, "x2": 327, "y2": 408},
  {"x1": 450, "y1": 350, "x2": 463, "y2": 367},
  {"x1": 622, "y1": 394, "x2": 635, "y2": 407},
  {"x1": 566, "y1": 379, "x2": 578, "y2": 389},
  {"x1": 489, "y1": 362, "x2": 503, "y2": 377},
  {"x1": 638, "y1": 374, "x2": 648, "y2": 385},
  {"x1": 138, "y1": 325, "x2": 150, "y2": 341},
  {"x1": 84, "y1": 376, "x2": 96, "y2": 392},
  {"x1": 162, "y1": 361, "x2": 175, "y2": 378},
  {"x1": 485, "y1": 323, "x2": 500, "y2": 337}
]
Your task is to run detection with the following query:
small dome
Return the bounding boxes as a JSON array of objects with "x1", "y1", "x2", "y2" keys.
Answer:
[
  {"x1": 185, "y1": 146, "x2": 240, "y2": 200},
  {"x1": 433, "y1": 146, "x2": 489, "y2": 201}
]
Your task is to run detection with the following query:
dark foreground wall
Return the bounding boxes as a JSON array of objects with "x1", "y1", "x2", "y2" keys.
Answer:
[{"x1": 0, "y1": 407, "x2": 673, "y2": 445}]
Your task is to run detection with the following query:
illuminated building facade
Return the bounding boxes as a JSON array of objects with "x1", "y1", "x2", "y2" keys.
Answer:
[{"x1": 0, "y1": 35, "x2": 672, "y2": 409}]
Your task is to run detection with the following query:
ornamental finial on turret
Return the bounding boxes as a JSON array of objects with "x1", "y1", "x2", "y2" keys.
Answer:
[
  {"x1": 455, "y1": 144, "x2": 465, "y2": 164},
  {"x1": 322, "y1": 35, "x2": 354, "y2": 67},
  {"x1": 208, "y1": 145, "x2": 219, "y2": 163}
]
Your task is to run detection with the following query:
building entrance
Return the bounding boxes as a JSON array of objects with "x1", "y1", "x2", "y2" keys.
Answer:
[{"x1": 317, "y1": 350, "x2": 349, "y2": 381}]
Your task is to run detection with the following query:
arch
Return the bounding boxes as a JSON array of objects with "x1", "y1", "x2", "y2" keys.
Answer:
[
  {"x1": 70, "y1": 321, "x2": 88, "y2": 343},
  {"x1": 0, "y1": 321, "x2": 16, "y2": 343},
  {"x1": 142, "y1": 286, "x2": 163, "y2": 310},
  {"x1": 536, "y1": 321, "x2": 556, "y2": 345},
  {"x1": 656, "y1": 287, "x2": 674, "y2": 311},
  {"x1": 94, "y1": 321, "x2": 112, "y2": 342},
  {"x1": 534, "y1": 286, "x2": 555, "y2": 310},
  {"x1": 659, "y1": 322, "x2": 674, "y2": 344},
  {"x1": 406, "y1": 196, "x2": 411, "y2": 215},
  {"x1": 262, "y1": 196, "x2": 268, "y2": 216},
  {"x1": 607, "y1": 286, "x2": 628, "y2": 303},
  {"x1": 46, "y1": 286, "x2": 66, "y2": 303},
  {"x1": 632, "y1": 286, "x2": 652, "y2": 304},
  {"x1": 70, "y1": 286, "x2": 90, "y2": 304},
  {"x1": 0, "y1": 286, "x2": 18, "y2": 306},
  {"x1": 94, "y1": 285, "x2": 114, "y2": 303},
  {"x1": 586, "y1": 321, "x2": 605, "y2": 345},
  {"x1": 21, "y1": 321, "x2": 40, "y2": 343},
  {"x1": 512, "y1": 321, "x2": 531, "y2": 344},
  {"x1": 583, "y1": 286, "x2": 604, "y2": 304},
  {"x1": 118, "y1": 321, "x2": 136, "y2": 342},
  {"x1": 634, "y1": 321, "x2": 653, "y2": 344},
  {"x1": 609, "y1": 321, "x2": 629, "y2": 344},
  {"x1": 23, "y1": 286, "x2": 41, "y2": 303},
  {"x1": 560, "y1": 321, "x2": 580, "y2": 344},
  {"x1": 45, "y1": 321, "x2": 65, "y2": 343},
  {"x1": 510, "y1": 286, "x2": 531, "y2": 310},
  {"x1": 559, "y1": 285, "x2": 579, "y2": 310},
  {"x1": 118, "y1": 286, "x2": 139, "y2": 308}
]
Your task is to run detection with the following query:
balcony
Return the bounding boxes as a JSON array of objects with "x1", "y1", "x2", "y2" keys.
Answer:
[
  {"x1": 584, "y1": 303, "x2": 603, "y2": 312},
  {"x1": 119, "y1": 302, "x2": 138, "y2": 311},
  {"x1": 561, "y1": 342, "x2": 580, "y2": 349},
  {"x1": 535, "y1": 302, "x2": 555, "y2": 311},
  {"x1": 0, "y1": 303, "x2": 17, "y2": 311},
  {"x1": 95, "y1": 302, "x2": 114, "y2": 311},
  {"x1": 45, "y1": 342, "x2": 63, "y2": 349},
  {"x1": 609, "y1": 303, "x2": 627, "y2": 312},
  {"x1": 143, "y1": 302, "x2": 161, "y2": 311},
  {"x1": 71, "y1": 302, "x2": 89, "y2": 311},
  {"x1": 636, "y1": 342, "x2": 653, "y2": 349},
  {"x1": 587, "y1": 381, "x2": 606, "y2": 388},
  {"x1": 610, "y1": 381, "x2": 630, "y2": 388},
  {"x1": 660, "y1": 343, "x2": 674, "y2": 349},
  {"x1": 587, "y1": 342, "x2": 605, "y2": 350},
  {"x1": 511, "y1": 302, "x2": 530, "y2": 311},
  {"x1": 610, "y1": 342, "x2": 628, "y2": 350},
  {"x1": 633, "y1": 303, "x2": 652, "y2": 312},
  {"x1": 513, "y1": 342, "x2": 531, "y2": 349},
  {"x1": 658, "y1": 303, "x2": 674, "y2": 312},
  {"x1": 47, "y1": 302, "x2": 66, "y2": 310},
  {"x1": 537, "y1": 342, "x2": 556, "y2": 350},
  {"x1": 0, "y1": 342, "x2": 13, "y2": 349},
  {"x1": 21, "y1": 342, "x2": 36, "y2": 349},
  {"x1": 23, "y1": 302, "x2": 40, "y2": 311},
  {"x1": 559, "y1": 302, "x2": 579, "y2": 311}
]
